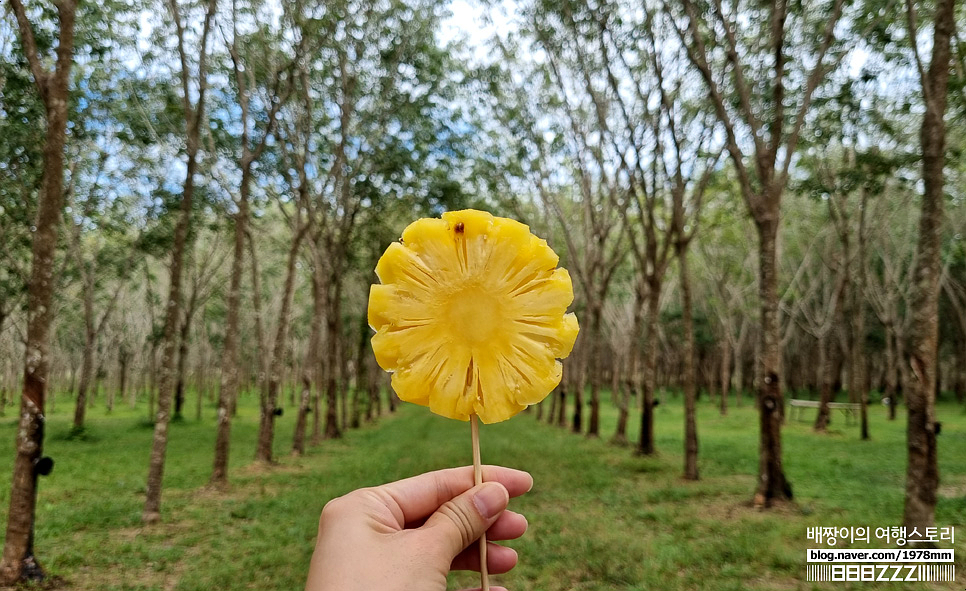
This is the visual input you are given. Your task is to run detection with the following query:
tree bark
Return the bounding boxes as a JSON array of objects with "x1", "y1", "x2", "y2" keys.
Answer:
[
  {"x1": 884, "y1": 322, "x2": 898, "y2": 419},
  {"x1": 339, "y1": 333, "x2": 350, "y2": 431},
  {"x1": 612, "y1": 343, "x2": 630, "y2": 445},
  {"x1": 555, "y1": 380, "x2": 567, "y2": 427},
  {"x1": 72, "y1": 330, "x2": 94, "y2": 433},
  {"x1": 903, "y1": 0, "x2": 955, "y2": 533},
  {"x1": 546, "y1": 384, "x2": 558, "y2": 424},
  {"x1": 352, "y1": 313, "x2": 369, "y2": 428},
  {"x1": 324, "y1": 279, "x2": 343, "y2": 439},
  {"x1": 211, "y1": 170, "x2": 249, "y2": 487},
  {"x1": 174, "y1": 300, "x2": 193, "y2": 420},
  {"x1": 733, "y1": 321, "x2": 747, "y2": 407},
  {"x1": 719, "y1": 337, "x2": 731, "y2": 415},
  {"x1": 586, "y1": 301, "x2": 602, "y2": 437},
  {"x1": 754, "y1": 213, "x2": 791, "y2": 506},
  {"x1": 571, "y1": 348, "x2": 586, "y2": 433},
  {"x1": 852, "y1": 189, "x2": 869, "y2": 440},
  {"x1": 144, "y1": 154, "x2": 197, "y2": 521},
  {"x1": 638, "y1": 283, "x2": 659, "y2": 455},
  {"x1": 194, "y1": 323, "x2": 206, "y2": 421},
  {"x1": 368, "y1": 354, "x2": 380, "y2": 419},
  {"x1": 292, "y1": 376, "x2": 311, "y2": 456},
  {"x1": 896, "y1": 325, "x2": 911, "y2": 419},
  {"x1": 679, "y1": 245, "x2": 699, "y2": 480},
  {"x1": 256, "y1": 223, "x2": 307, "y2": 463},
  {"x1": 310, "y1": 247, "x2": 326, "y2": 444},
  {"x1": 294, "y1": 260, "x2": 324, "y2": 455},
  {"x1": 814, "y1": 332, "x2": 834, "y2": 431},
  {"x1": 118, "y1": 345, "x2": 130, "y2": 409},
  {"x1": 0, "y1": 0, "x2": 77, "y2": 581},
  {"x1": 245, "y1": 231, "x2": 266, "y2": 418}
]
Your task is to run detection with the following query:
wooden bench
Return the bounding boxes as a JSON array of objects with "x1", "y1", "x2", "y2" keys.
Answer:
[{"x1": 788, "y1": 399, "x2": 861, "y2": 425}]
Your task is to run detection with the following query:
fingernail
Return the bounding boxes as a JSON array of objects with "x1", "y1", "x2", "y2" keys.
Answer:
[{"x1": 473, "y1": 483, "x2": 507, "y2": 519}]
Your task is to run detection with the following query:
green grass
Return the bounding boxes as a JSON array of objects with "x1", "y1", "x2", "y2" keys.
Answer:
[{"x1": 0, "y1": 388, "x2": 963, "y2": 590}]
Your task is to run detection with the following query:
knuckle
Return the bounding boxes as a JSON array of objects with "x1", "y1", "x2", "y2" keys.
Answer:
[
  {"x1": 436, "y1": 499, "x2": 480, "y2": 549},
  {"x1": 319, "y1": 489, "x2": 364, "y2": 527}
]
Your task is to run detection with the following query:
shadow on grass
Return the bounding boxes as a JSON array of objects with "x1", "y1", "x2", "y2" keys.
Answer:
[{"x1": 50, "y1": 426, "x2": 100, "y2": 443}]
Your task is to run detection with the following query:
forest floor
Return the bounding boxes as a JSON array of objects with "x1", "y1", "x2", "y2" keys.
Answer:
[{"x1": 0, "y1": 389, "x2": 963, "y2": 590}]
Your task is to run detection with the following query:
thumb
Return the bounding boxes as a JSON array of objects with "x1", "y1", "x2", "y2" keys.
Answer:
[{"x1": 420, "y1": 482, "x2": 509, "y2": 559}]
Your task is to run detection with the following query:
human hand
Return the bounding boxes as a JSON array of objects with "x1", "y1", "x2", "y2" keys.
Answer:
[{"x1": 305, "y1": 465, "x2": 533, "y2": 591}]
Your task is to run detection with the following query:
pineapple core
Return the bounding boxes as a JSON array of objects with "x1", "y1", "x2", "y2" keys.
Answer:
[{"x1": 368, "y1": 209, "x2": 579, "y2": 424}]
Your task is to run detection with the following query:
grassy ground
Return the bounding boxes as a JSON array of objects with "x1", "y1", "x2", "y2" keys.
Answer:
[{"x1": 0, "y1": 388, "x2": 963, "y2": 590}]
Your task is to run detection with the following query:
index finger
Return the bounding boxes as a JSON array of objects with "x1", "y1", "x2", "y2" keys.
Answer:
[{"x1": 377, "y1": 465, "x2": 532, "y2": 526}]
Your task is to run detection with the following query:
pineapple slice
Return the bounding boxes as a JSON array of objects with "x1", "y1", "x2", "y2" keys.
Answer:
[{"x1": 368, "y1": 209, "x2": 579, "y2": 423}]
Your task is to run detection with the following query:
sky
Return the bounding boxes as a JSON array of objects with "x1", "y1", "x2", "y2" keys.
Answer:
[{"x1": 440, "y1": 0, "x2": 518, "y2": 62}]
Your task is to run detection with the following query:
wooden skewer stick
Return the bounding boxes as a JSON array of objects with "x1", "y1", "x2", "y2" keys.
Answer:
[{"x1": 471, "y1": 414, "x2": 489, "y2": 591}]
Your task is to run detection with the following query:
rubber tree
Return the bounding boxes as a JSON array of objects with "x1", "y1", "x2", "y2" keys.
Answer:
[
  {"x1": 142, "y1": 0, "x2": 218, "y2": 524},
  {"x1": 0, "y1": 0, "x2": 78, "y2": 581},
  {"x1": 671, "y1": 0, "x2": 850, "y2": 506},
  {"x1": 208, "y1": 0, "x2": 293, "y2": 480},
  {"x1": 902, "y1": 0, "x2": 957, "y2": 533}
]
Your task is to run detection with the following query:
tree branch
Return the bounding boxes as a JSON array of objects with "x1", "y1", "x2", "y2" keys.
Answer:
[
  {"x1": 779, "y1": 0, "x2": 847, "y2": 187},
  {"x1": 6, "y1": 0, "x2": 49, "y2": 100}
]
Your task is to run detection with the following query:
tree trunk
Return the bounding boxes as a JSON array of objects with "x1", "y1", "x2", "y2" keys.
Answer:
[
  {"x1": 679, "y1": 245, "x2": 699, "y2": 480},
  {"x1": 611, "y1": 350, "x2": 628, "y2": 446},
  {"x1": 245, "y1": 232, "x2": 266, "y2": 418},
  {"x1": 884, "y1": 322, "x2": 897, "y2": 420},
  {"x1": 310, "y1": 251, "x2": 326, "y2": 444},
  {"x1": 147, "y1": 342, "x2": 158, "y2": 421},
  {"x1": 733, "y1": 321, "x2": 747, "y2": 407},
  {"x1": 256, "y1": 226, "x2": 305, "y2": 463},
  {"x1": 143, "y1": 152, "x2": 197, "y2": 523},
  {"x1": 350, "y1": 387, "x2": 361, "y2": 429},
  {"x1": 555, "y1": 381, "x2": 567, "y2": 427},
  {"x1": 72, "y1": 332, "x2": 94, "y2": 433},
  {"x1": 814, "y1": 333, "x2": 834, "y2": 431},
  {"x1": 368, "y1": 357, "x2": 381, "y2": 419},
  {"x1": 143, "y1": 0, "x2": 216, "y2": 522},
  {"x1": 194, "y1": 340, "x2": 204, "y2": 422},
  {"x1": 387, "y1": 375, "x2": 397, "y2": 413},
  {"x1": 0, "y1": 1, "x2": 77, "y2": 581},
  {"x1": 546, "y1": 383, "x2": 557, "y2": 424},
  {"x1": 614, "y1": 285, "x2": 646, "y2": 443},
  {"x1": 719, "y1": 336, "x2": 731, "y2": 416},
  {"x1": 852, "y1": 191, "x2": 869, "y2": 440},
  {"x1": 294, "y1": 264, "x2": 324, "y2": 455},
  {"x1": 292, "y1": 376, "x2": 311, "y2": 456},
  {"x1": 118, "y1": 346, "x2": 130, "y2": 410},
  {"x1": 194, "y1": 317, "x2": 208, "y2": 421},
  {"x1": 903, "y1": 0, "x2": 955, "y2": 533},
  {"x1": 896, "y1": 325, "x2": 911, "y2": 419},
  {"x1": 754, "y1": 213, "x2": 791, "y2": 506},
  {"x1": 610, "y1": 351, "x2": 628, "y2": 445},
  {"x1": 352, "y1": 314, "x2": 369, "y2": 429},
  {"x1": 571, "y1": 349, "x2": 586, "y2": 433},
  {"x1": 340, "y1": 336, "x2": 350, "y2": 431},
  {"x1": 324, "y1": 278, "x2": 343, "y2": 439},
  {"x1": 365, "y1": 370, "x2": 375, "y2": 422},
  {"x1": 638, "y1": 284, "x2": 659, "y2": 455},
  {"x1": 211, "y1": 171, "x2": 249, "y2": 488},
  {"x1": 587, "y1": 301, "x2": 602, "y2": 437},
  {"x1": 174, "y1": 307, "x2": 192, "y2": 420},
  {"x1": 105, "y1": 375, "x2": 114, "y2": 413}
]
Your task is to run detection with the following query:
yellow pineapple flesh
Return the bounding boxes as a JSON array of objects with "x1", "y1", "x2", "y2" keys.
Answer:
[{"x1": 368, "y1": 209, "x2": 579, "y2": 423}]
